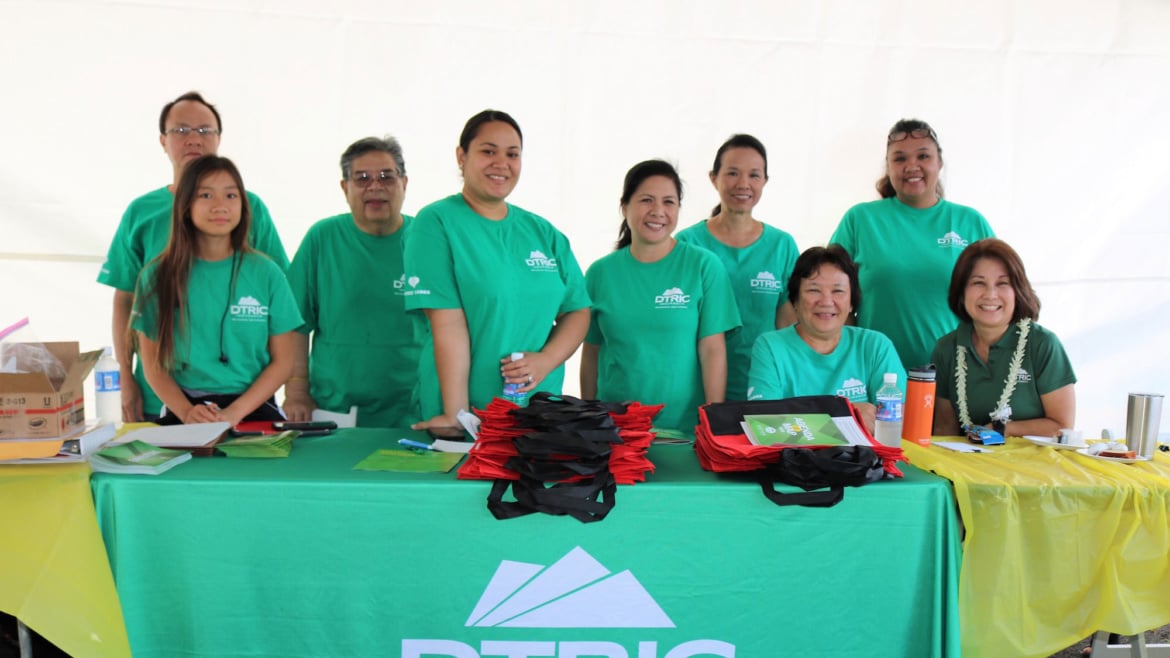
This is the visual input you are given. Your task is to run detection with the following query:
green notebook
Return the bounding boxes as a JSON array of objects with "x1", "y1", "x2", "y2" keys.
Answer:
[
  {"x1": 216, "y1": 431, "x2": 297, "y2": 458},
  {"x1": 741, "y1": 413, "x2": 852, "y2": 447},
  {"x1": 89, "y1": 440, "x2": 192, "y2": 475}
]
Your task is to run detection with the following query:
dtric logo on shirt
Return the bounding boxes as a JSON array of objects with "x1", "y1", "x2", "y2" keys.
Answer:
[
  {"x1": 1016, "y1": 369, "x2": 1032, "y2": 383},
  {"x1": 404, "y1": 275, "x2": 430, "y2": 297},
  {"x1": 750, "y1": 271, "x2": 781, "y2": 294},
  {"x1": 393, "y1": 274, "x2": 406, "y2": 296},
  {"x1": 937, "y1": 231, "x2": 969, "y2": 248},
  {"x1": 655, "y1": 287, "x2": 691, "y2": 308},
  {"x1": 230, "y1": 296, "x2": 268, "y2": 322},
  {"x1": 836, "y1": 377, "x2": 867, "y2": 399},
  {"x1": 526, "y1": 250, "x2": 558, "y2": 271}
]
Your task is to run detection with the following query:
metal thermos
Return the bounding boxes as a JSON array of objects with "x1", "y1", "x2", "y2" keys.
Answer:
[
  {"x1": 902, "y1": 365, "x2": 937, "y2": 446},
  {"x1": 1126, "y1": 392, "x2": 1163, "y2": 459}
]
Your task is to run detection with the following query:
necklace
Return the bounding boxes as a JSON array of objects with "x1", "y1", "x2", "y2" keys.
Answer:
[{"x1": 955, "y1": 318, "x2": 1031, "y2": 427}]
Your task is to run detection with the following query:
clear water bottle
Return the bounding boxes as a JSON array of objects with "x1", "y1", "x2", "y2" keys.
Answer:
[
  {"x1": 502, "y1": 351, "x2": 526, "y2": 405},
  {"x1": 874, "y1": 372, "x2": 904, "y2": 447},
  {"x1": 94, "y1": 347, "x2": 121, "y2": 425}
]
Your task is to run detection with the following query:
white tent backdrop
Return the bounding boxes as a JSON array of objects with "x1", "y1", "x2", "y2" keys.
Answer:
[{"x1": 2, "y1": 0, "x2": 1168, "y2": 436}]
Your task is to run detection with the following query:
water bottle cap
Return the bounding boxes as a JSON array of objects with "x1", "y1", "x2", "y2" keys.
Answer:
[{"x1": 883, "y1": 372, "x2": 898, "y2": 384}]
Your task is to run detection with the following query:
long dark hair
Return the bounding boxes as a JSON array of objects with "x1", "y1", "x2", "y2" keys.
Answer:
[
  {"x1": 877, "y1": 118, "x2": 945, "y2": 199},
  {"x1": 138, "y1": 155, "x2": 253, "y2": 369},
  {"x1": 616, "y1": 159, "x2": 682, "y2": 250},
  {"x1": 709, "y1": 133, "x2": 767, "y2": 217}
]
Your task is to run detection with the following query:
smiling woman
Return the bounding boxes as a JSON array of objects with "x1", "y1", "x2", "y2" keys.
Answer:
[
  {"x1": 747, "y1": 245, "x2": 904, "y2": 434},
  {"x1": 931, "y1": 238, "x2": 1077, "y2": 438},
  {"x1": 403, "y1": 110, "x2": 591, "y2": 431},
  {"x1": 830, "y1": 119, "x2": 996, "y2": 369},
  {"x1": 581, "y1": 159, "x2": 741, "y2": 431},
  {"x1": 131, "y1": 155, "x2": 302, "y2": 426}
]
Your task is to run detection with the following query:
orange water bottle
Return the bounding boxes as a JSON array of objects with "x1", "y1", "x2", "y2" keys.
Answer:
[{"x1": 902, "y1": 365, "x2": 936, "y2": 446}]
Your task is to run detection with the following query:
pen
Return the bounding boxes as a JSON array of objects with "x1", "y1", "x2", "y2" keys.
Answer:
[
  {"x1": 203, "y1": 401, "x2": 220, "y2": 411},
  {"x1": 398, "y1": 438, "x2": 437, "y2": 451}
]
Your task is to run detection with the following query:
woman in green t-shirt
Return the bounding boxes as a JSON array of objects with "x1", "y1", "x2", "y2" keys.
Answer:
[
  {"x1": 581, "y1": 159, "x2": 741, "y2": 431},
  {"x1": 132, "y1": 156, "x2": 303, "y2": 426}
]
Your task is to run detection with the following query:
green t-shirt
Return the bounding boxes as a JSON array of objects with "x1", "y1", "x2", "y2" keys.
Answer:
[
  {"x1": 286, "y1": 214, "x2": 423, "y2": 426},
  {"x1": 403, "y1": 194, "x2": 590, "y2": 419},
  {"x1": 585, "y1": 242, "x2": 742, "y2": 432},
  {"x1": 932, "y1": 321, "x2": 1076, "y2": 427},
  {"x1": 748, "y1": 325, "x2": 906, "y2": 404},
  {"x1": 132, "y1": 252, "x2": 303, "y2": 395},
  {"x1": 830, "y1": 197, "x2": 994, "y2": 369},
  {"x1": 99, "y1": 186, "x2": 290, "y2": 414},
  {"x1": 287, "y1": 214, "x2": 423, "y2": 428},
  {"x1": 676, "y1": 220, "x2": 799, "y2": 401}
]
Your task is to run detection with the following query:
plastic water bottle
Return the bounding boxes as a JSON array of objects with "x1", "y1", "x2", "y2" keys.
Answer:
[
  {"x1": 502, "y1": 352, "x2": 526, "y2": 405},
  {"x1": 94, "y1": 347, "x2": 121, "y2": 425},
  {"x1": 874, "y1": 372, "x2": 904, "y2": 447}
]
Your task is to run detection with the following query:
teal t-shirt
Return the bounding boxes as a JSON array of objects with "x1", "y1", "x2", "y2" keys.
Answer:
[
  {"x1": 932, "y1": 321, "x2": 1076, "y2": 427},
  {"x1": 585, "y1": 241, "x2": 742, "y2": 432},
  {"x1": 676, "y1": 220, "x2": 799, "y2": 401},
  {"x1": 403, "y1": 194, "x2": 591, "y2": 419},
  {"x1": 132, "y1": 252, "x2": 303, "y2": 395},
  {"x1": 287, "y1": 214, "x2": 423, "y2": 428},
  {"x1": 830, "y1": 197, "x2": 994, "y2": 369},
  {"x1": 748, "y1": 325, "x2": 906, "y2": 404},
  {"x1": 99, "y1": 186, "x2": 291, "y2": 414}
]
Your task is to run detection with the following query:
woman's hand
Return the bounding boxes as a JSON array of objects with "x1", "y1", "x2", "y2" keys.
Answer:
[
  {"x1": 501, "y1": 352, "x2": 554, "y2": 392},
  {"x1": 412, "y1": 414, "x2": 462, "y2": 432},
  {"x1": 854, "y1": 402, "x2": 877, "y2": 435},
  {"x1": 182, "y1": 403, "x2": 224, "y2": 425},
  {"x1": 282, "y1": 391, "x2": 317, "y2": 422}
]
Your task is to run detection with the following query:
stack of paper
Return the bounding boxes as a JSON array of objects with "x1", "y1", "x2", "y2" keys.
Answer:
[
  {"x1": 109, "y1": 422, "x2": 229, "y2": 448},
  {"x1": 0, "y1": 422, "x2": 116, "y2": 464}
]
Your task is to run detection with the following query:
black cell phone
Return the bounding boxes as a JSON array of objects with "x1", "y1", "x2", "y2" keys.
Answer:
[
  {"x1": 272, "y1": 420, "x2": 338, "y2": 431},
  {"x1": 427, "y1": 426, "x2": 466, "y2": 441}
]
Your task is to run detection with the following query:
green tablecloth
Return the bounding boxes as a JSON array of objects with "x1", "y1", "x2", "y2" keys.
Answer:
[{"x1": 92, "y1": 429, "x2": 961, "y2": 657}]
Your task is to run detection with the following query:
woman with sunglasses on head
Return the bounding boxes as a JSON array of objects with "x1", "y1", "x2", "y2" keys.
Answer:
[
  {"x1": 676, "y1": 134, "x2": 800, "y2": 402},
  {"x1": 830, "y1": 119, "x2": 995, "y2": 370},
  {"x1": 132, "y1": 155, "x2": 302, "y2": 425},
  {"x1": 404, "y1": 110, "x2": 590, "y2": 434},
  {"x1": 581, "y1": 159, "x2": 741, "y2": 432},
  {"x1": 932, "y1": 239, "x2": 1075, "y2": 438}
]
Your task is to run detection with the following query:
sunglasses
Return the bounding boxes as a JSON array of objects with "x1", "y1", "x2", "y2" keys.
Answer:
[{"x1": 887, "y1": 127, "x2": 938, "y2": 144}]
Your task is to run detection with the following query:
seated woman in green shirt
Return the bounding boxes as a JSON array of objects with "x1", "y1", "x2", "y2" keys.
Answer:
[
  {"x1": 931, "y1": 238, "x2": 1076, "y2": 438},
  {"x1": 132, "y1": 156, "x2": 303, "y2": 426},
  {"x1": 748, "y1": 244, "x2": 904, "y2": 434}
]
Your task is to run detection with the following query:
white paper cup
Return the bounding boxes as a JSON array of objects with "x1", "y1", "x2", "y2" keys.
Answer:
[{"x1": 1058, "y1": 429, "x2": 1085, "y2": 447}]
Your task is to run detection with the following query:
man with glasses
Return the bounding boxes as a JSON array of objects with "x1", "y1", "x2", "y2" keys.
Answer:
[
  {"x1": 97, "y1": 91, "x2": 290, "y2": 421},
  {"x1": 282, "y1": 136, "x2": 422, "y2": 427}
]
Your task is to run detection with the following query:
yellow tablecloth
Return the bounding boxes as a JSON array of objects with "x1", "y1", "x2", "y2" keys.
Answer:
[
  {"x1": 0, "y1": 463, "x2": 131, "y2": 658},
  {"x1": 904, "y1": 437, "x2": 1170, "y2": 658}
]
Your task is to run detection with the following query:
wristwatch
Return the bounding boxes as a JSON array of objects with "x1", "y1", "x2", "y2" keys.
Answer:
[{"x1": 991, "y1": 419, "x2": 1006, "y2": 436}]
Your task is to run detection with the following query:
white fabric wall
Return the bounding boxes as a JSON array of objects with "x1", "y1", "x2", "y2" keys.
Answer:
[{"x1": 2, "y1": 0, "x2": 1168, "y2": 435}]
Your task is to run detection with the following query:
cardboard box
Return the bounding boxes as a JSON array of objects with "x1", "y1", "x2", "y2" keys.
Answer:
[{"x1": 0, "y1": 342, "x2": 101, "y2": 439}]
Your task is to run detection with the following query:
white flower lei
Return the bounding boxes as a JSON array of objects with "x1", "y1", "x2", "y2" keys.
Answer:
[{"x1": 955, "y1": 318, "x2": 1032, "y2": 428}]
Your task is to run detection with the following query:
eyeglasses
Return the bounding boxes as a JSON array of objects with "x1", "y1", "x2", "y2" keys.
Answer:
[
  {"x1": 165, "y1": 126, "x2": 220, "y2": 138},
  {"x1": 887, "y1": 127, "x2": 937, "y2": 144},
  {"x1": 350, "y1": 170, "x2": 401, "y2": 188}
]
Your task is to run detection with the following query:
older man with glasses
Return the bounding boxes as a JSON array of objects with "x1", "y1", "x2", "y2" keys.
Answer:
[
  {"x1": 97, "y1": 90, "x2": 290, "y2": 422},
  {"x1": 281, "y1": 136, "x2": 422, "y2": 428}
]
